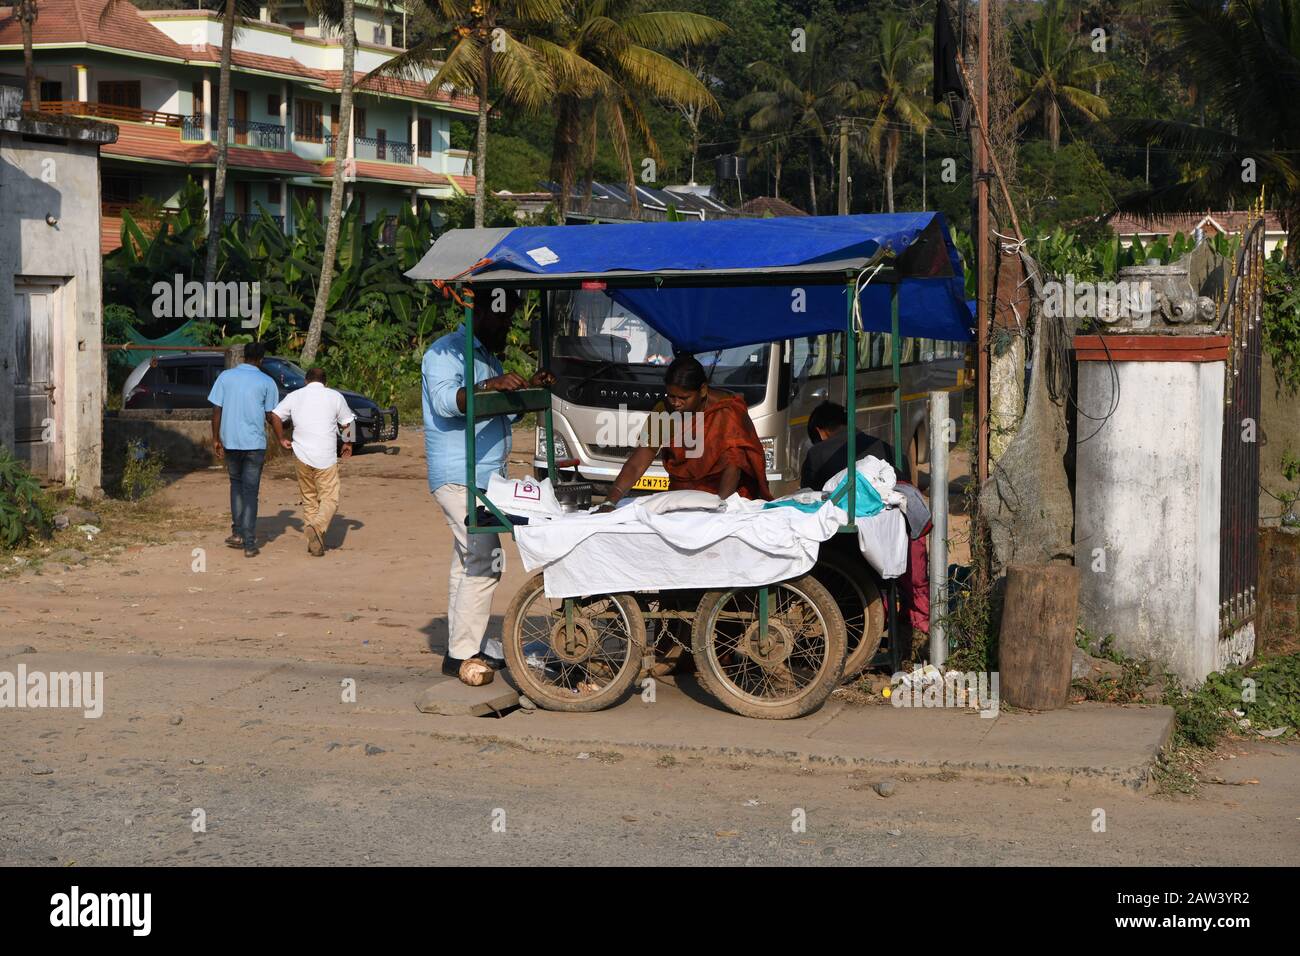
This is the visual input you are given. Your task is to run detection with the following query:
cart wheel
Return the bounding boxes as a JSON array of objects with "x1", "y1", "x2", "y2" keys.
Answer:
[
  {"x1": 690, "y1": 574, "x2": 846, "y2": 719},
  {"x1": 812, "y1": 546, "x2": 885, "y2": 678},
  {"x1": 502, "y1": 574, "x2": 645, "y2": 713}
]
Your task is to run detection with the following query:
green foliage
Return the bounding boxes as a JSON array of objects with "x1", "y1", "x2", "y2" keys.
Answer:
[
  {"x1": 1166, "y1": 653, "x2": 1300, "y2": 749},
  {"x1": 0, "y1": 447, "x2": 53, "y2": 548},
  {"x1": 318, "y1": 294, "x2": 426, "y2": 409},
  {"x1": 117, "y1": 440, "x2": 165, "y2": 501},
  {"x1": 1262, "y1": 254, "x2": 1300, "y2": 393}
]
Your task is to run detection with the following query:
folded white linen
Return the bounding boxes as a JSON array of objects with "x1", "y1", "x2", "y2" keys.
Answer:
[
  {"x1": 636, "y1": 489, "x2": 723, "y2": 515},
  {"x1": 513, "y1": 491, "x2": 908, "y2": 597}
]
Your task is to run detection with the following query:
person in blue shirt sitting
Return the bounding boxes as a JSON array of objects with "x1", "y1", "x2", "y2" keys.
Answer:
[
  {"x1": 423, "y1": 288, "x2": 554, "y2": 686},
  {"x1": 208, "y1": 341, "x2": 280, "y2": 558}
]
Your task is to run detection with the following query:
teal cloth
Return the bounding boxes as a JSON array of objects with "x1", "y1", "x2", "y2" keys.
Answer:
[
  {"x1": 109, "y1": 317, "x2": 207, "y2": 369},
  {"x1": 764, "y1": 471, "x2": 884, "y2": 518}
]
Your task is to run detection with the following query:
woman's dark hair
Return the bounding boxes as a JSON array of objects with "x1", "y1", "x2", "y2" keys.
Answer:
[{"x1": 663, "y1": 354, "x2": 707, "y2": 391}]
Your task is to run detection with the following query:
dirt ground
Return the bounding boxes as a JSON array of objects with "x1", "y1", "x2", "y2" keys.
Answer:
[{"x1": 1, "y1": 428, "x2": 1295, "y2": 866}]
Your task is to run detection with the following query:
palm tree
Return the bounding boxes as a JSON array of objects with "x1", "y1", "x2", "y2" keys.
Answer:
[
  {"x1": 1010, "y1": 0, "x2": 1112, "y2": 151},
  {"x1": 546, "y1": 2, "x2": 726, "y2": 214},
  {"x1": 1110, "y1": 0, "x2": 1300, "y2": 265},
  {"x1": 204, "y1": 0, "x2": 242, "y2": 287},
  {"x1": 740, "y1": 26, "x2": 847, "y2": 214},
  {"x1": 16, "y1": 0, "x2": 38, "y2": 110},
  {"x1": 300, "y1": 0, "x2": 358, "y2": 366},
  {"x1": 848, "y1": 16, "x2": 931, "y2": 214},
  {"x1": 375, "y1": 0, "x2": 587, "y2": 228}
]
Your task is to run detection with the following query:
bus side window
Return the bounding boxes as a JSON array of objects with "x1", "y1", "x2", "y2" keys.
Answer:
[
  {"x1": 827, "y1": 333, "x2": 845, "y2": 375},
  {"x1": 900, "y1": 337, "x2": 917, "y2": 365},
  {"x1": 855, "y1": 331, "x2": 872, "y2": 372},
  {"x1": 870, "y1": 333, "x2": 890, "y2": 369}
]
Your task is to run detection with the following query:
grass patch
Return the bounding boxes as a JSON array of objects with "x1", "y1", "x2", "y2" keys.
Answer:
[{"x1": 1152, "y1": 652, "x2": 1300, "y2": 794}]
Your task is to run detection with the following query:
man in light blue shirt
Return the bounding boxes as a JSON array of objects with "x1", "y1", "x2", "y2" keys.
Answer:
[
  {"x1": 208, "y1": 341, "x2": 279, "y2": 557},
  {"x1": 423, "y1": 288, "x2": 553, "y2": 684}
]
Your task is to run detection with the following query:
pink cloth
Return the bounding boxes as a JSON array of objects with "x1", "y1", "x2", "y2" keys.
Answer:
[{"x1": 900, "y1": 534, "x2": 930, "y2": 634}]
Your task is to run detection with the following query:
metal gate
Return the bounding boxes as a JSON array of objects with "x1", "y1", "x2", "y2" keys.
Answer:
[{"x1": 1218, "y1": 215, "x2": 1265, "y2": 639}]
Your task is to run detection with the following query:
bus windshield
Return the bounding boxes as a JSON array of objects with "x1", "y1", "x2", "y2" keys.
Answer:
[{"x1": 550, "y1": 290, "x2": 770, "y2": 407}]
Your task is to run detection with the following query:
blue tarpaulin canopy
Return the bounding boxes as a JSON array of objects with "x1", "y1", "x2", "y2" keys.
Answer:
[{"x1": 406, "y1": 213, "x2": 973, "y2": 352}]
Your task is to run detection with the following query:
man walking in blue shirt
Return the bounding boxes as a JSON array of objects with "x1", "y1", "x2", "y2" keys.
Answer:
[
  {"x1": 423, "y1": 288, "x2": 553, "y2": 685},
  {"x1": 208, "y1": 342, "x2": 279, "y2": 557}
]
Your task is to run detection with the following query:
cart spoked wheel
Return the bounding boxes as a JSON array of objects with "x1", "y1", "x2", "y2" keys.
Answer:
[
  {"x1": 690, "y1": 574, "x2": 846, "y2": 719},
  {"x1": 811, "y1": 548, "x2": 885, "y2": 679},
  {"x1": 502, "y1": 574, "x2": 646, "y2": 713}
]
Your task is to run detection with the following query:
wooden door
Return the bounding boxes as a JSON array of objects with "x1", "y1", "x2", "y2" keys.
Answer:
[
  {"x1": 234, "y1": 89, "x2": 248, "y2": 145},
  {"x1": 12, "y1": 281, "x2": 62, "y2": 478}
]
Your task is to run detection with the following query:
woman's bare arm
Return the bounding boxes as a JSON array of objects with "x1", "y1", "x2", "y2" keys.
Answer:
[
  {"x1": 715, "y1": 463, "x2": 742, "y2": 500},
  {"x1": 602, "y1": 445, "x2": 659, "y2": 509}
]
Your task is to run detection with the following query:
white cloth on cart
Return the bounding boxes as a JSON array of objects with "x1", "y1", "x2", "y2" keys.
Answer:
[{"x1": 514, "y1": 492, "x2": 907, "y2": 598}]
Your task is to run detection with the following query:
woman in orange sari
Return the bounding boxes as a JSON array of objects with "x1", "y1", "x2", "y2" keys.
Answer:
[{"x1": 599, "y1": 356, "x2": 771, "y2": 510}]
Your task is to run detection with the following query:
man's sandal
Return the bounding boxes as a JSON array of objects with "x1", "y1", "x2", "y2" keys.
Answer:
[{"x1": 458, "y1": 658, "x2": 495, "y2": 687}]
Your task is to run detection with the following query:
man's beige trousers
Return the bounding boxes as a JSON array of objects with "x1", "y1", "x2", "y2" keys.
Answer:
[
  {"x1": 434, "y1": 483, "x2": 504, "y2": 662},
  {"x1": 296, "y1": 460, "x2": 340, "y2": 538}
]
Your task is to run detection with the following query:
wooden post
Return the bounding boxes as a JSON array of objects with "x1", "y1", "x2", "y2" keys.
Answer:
[{"x1": 998, "y1": 564, "x2": 1079, "y2": 710}]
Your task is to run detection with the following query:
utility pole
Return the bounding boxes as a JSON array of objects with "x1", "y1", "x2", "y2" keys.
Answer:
[{"x1": 975, "y1": 0, "x2": 990, "y2": 485}]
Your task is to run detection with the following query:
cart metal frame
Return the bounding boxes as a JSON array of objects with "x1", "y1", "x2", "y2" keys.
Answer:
[{"x1": 455, "y1": 266, "x2": 910, "y2": 669}]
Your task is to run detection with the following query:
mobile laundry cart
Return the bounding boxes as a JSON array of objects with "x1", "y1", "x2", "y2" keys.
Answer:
[{"x1": 407, "y1": 214, "x2": 973, "y2": 719}]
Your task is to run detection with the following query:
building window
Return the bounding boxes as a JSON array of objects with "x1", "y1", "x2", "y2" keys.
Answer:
[
  {"x1": 98, "y1": 81, "x2": 141, "y2": 109},
  {"x1": 354, "y1": 107, "x2": 366, "y2": 138},
  {"x1": 373, "y1": 24, "x2": 386, "y2": 44},
  {"x1": 268, "y1": 182, "x2": 282, "y2": 205},
  {"x1": 417, "y1": 118, "x2": 432, "y2": 157},
  {"x1": 39, "y1": 81, "x2": 62, "y2": 103},
  {"x1": 267, "y1": 94, "x2": 281, "y2": 118},
  {"x1": 294, "y1": 100, "x2": 322, "y2": 142},
  {"x1": 191, "y1": 82, "x2": 203, "y2": 117},
  {"x1": 101, "y1": 175, "x2": 142, "y2": 208}
]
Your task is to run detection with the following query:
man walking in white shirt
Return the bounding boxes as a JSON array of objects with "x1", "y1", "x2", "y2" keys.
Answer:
[{"x1": 269, "y1": 368, "x2": 356, "y2": 556}]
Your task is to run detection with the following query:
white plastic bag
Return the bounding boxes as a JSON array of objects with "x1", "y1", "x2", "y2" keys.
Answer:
[{"x1": 486, "y1": 473, "x2": 562, "y2": 519}]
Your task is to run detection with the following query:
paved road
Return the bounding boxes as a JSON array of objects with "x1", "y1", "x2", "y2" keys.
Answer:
[{"x1": 1, "y1": 430, "x2": 1296, "y2": 866}]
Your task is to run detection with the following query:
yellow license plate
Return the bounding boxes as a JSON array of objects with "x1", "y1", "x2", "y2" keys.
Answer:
[{"x1": 632, "y1": 475, "x2": 670, "y2": 492}]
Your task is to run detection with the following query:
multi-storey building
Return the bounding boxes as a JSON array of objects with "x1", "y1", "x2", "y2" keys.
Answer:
[{"x1": 0, "y1": 0, "x2": 478, "y2": 252}]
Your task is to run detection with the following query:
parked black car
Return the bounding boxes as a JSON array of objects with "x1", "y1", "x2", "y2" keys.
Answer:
[{"x1": 124, "y1": 352, "x2": 398, "y2": 448}]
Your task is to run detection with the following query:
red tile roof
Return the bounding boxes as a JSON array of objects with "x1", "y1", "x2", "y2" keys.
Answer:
[
  {"x1": 448, "y1": 173, "x2": 476, "y2": 194},
  {"x1": 741, "y1": 196, "x2": 808, "y2": 218},
  {"x1": 319, "y1": 158, "x2": 454, "y2": 187},
  {"x1": 314, "y1": 70, "x2": 478, "y2": 111},
  {"x1": 0, "y1": 0, "x2": 188, "y2": 61},
  {"x1": 0, "y1": 0, "x2": 479, "y2": 111},
  {"x1": 1107, "y1": 209, "x2": 1284, "y2": 237},
  {"x1": 104, "y1": 121, "x2": 319, "y2": 174}
]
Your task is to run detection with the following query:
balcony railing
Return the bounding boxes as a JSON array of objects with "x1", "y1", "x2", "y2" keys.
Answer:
[
  {"x1": 326, "y1": 134, "x2": 414, "y2": 164},
  {"x1": 27, "y1": 100, "x2": 184, "y2": 127},
  {"x1": 183, "y1": 114, "x2": 286, "y2": 150}
]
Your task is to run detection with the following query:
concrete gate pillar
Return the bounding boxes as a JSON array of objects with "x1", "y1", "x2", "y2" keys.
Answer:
[
  {"x1": 1071, "y1": 246, "x2": 1247, "y2": 685},
  {"x1": 1074, "y1": 334, "x2": 1228, "y2": 684}
]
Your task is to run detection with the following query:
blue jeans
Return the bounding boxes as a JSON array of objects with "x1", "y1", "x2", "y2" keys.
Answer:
[{"x1": 225, "y1": 448, "x2": 266, "y2": 545}]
